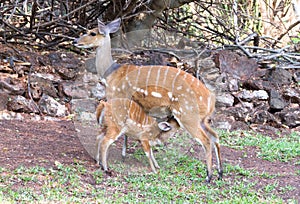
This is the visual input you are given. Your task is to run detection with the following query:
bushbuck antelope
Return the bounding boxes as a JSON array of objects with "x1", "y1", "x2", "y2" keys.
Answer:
[
  {"x1": 73, "y1": 18, "x2": 223, "y2": 182},
  {"x1": 95, "y1": 98, "x2": 177, "y2": 173}
]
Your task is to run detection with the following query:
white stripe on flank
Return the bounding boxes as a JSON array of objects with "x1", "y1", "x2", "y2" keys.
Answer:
[
  {"x1": 135, "y1": 67, "x2": 141, "y2": 89},
  {"x1": 155, "y1": 67, "x2": 162, "y2": 90},
  {"x1": 162, "y1": 67, "x2": 169, "y2": 86},
  {"x1": 145, "y1": 66, "x2": 153, "y2": 93},
  {"x1": 172, "y1": 69, "x2": 181, "y2": 93}
]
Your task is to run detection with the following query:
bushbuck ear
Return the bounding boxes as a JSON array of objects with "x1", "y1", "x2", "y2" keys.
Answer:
[
  {"x1": 158, "y1": 122, "x2": 172, "y2": 132},
  {"x1": 98, "y1": 18, "x2": 121, "y2": 36},
  {"x1": 98, "y1": 19, "x2": 107, "y2": 35},
  {"x1": 106, "y1": 18, "x2": 121, "y2": 34}
]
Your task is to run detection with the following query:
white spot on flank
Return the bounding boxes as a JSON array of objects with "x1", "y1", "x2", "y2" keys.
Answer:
[
  {"x1": 168, "y1": 92, "x2": 173, "y2": 99},
  {"x1": 144, "y1": 90, "x2": 148, "y2": 96},
  {"x1": 151, "y1": 91, "x2": 162, "y2": 98},
  {"x1": 112, "y1": 86, "x2": 116, "y2": 91},
  {"x1": 177, "y1": 86, "x2": 182, "y2": 90},
  {"x1": 117, "y1": 88, "x2": 121, "y2": 92},
  {"x1": 199, "y1": 96, "x2": 203, "y2": 101}
]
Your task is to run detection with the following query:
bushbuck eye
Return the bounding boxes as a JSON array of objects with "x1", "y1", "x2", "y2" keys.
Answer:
[{"x1": 90, "y1": 32, "x2": 97, "y2": 36}]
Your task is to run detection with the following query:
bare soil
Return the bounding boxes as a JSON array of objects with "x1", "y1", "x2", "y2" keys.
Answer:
[{"x1": 0, "y1": 114, "x2": 299, "y2": 202}]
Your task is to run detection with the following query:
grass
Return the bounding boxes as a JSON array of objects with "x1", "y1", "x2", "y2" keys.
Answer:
[
  {"x1": 0, "y1": 130, "x2": 299, "y2": 203},
  {"x1": 220, "y1": 130, "x2": 300, "y2": 162}
]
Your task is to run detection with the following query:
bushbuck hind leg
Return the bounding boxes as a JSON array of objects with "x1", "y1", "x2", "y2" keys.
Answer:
[
  {"x1": 140, "y1": 140, "x2": 159, "y2": 173},
  {"x1": 190, "y1": 127, "x2": 214, "y2": 183},
  {"x1": 95, "y1": 132, "x2": 105, "y2": 165},
  {"x1": 99, "y1": 128, "x2": 124, "y2": 172}
]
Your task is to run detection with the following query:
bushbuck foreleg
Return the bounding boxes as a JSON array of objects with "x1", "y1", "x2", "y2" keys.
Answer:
[
  {"x1": 202, "y1": 120, "x2": 223, "y2": 180},
  {"x1": 140, "y1": 140, "x2": 159, "y2": 173},
  {"x1": 122, "y1": 135, "x2": 128, "y2": 161}
]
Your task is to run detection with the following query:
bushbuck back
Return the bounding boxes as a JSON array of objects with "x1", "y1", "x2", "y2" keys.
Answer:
[
  {"x1": 74, "y1": 18, "x2": 223, "y2": 182},
  {"x1": 95, "y1": 98, "x2": 177, "y2": 173}
]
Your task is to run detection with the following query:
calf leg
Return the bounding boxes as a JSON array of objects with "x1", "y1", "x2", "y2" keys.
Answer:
[{"x1": 140, "y1": 140, "x2": 158, "y2": 173}]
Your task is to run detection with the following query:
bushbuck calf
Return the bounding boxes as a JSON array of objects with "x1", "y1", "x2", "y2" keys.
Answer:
[
  {"x1": 95, "y1": 98, "x2": 177, "y2": 173},
  {"x1": 74, "y1": 18, "x2": 223, "y2": 182}
]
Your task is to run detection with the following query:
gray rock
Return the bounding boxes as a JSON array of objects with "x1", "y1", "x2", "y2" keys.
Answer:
[
  {"x1": 7, "y1": 95, "x2": 39, "y2": 113},
  {"x1": 71, "y1": 98, "x2": 98, "y2": 113},
  {"x1": 38, "y1": 94, "x2": 67, "y2": 117},
  {"x1": 269, "y1": 90, "x2": 286, "y2": 110},
  {"x1": 0, "y1": 75, "x2": 25, "y2": 95},
  {"x1": 62, "y1": 81, "x2": 90, "y2": 99},
  {"x1": 216, "y1": 93, "x2": 235, "y2": 107},
  {"x1": 84, "y1": 57, "x2": 97, "y2": 74},
  {"x1": 91, "y1": 83, "x2": 106, "y2": 100},
  {"x1": 276, "y1": 108, "x2": 300, "y2": 128},
  {"x1": 237, "y1": 90, "x2": 269, "y2": 101},
  {"x1": 283, "y1": 87, "x2": 300, "y2": 103},
  {"x1": 266, "y1": 68, "x2": 293, "y2": 85}
]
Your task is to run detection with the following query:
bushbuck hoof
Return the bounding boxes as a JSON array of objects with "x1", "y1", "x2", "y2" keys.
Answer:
[
  {"x1": 104, "y1": 169, "x2": 113, "y2": 176},
  {"x1": 218, "y1": 170, "x2": 223, "y2": 180}
]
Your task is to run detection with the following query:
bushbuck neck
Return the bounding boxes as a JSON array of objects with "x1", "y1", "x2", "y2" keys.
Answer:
[{"x1": 95, "y1": 35, "x2": 113, "y2": 77}]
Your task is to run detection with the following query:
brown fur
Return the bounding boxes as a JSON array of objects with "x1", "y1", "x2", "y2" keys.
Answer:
[{"x1": 95, "y1": 98, "x2": 177, "y2": 173}]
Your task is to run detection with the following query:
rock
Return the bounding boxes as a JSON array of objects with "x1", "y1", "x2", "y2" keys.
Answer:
[
  {"x1": 48, "y1": 52, "x2": 82, "y2": 80},
  {"x1": 216, "y1": 93, "x2": 235, "y2": 107},
  {"x1": 7, "y1": 95, "x2": 39, "y2": 113},
  {"x1": 294, "y1": 70, "x2": 300, "y2": 83},
  {"x1": 251, "y1": 110, "x2": 280, "y2": 126},
  {"x1": 71, "y1": 98, "x2": 98, "y2": 113},
  {"x1": 266, "y1": 68, "x2": 293, "y2": 85},
  {"x1": 269, "y1": 90, "x2": 286, "y2": 111},
  {"x1": 214, "y1": 50, "x2": 258, "y2": 81},
  {"x1": 215, "y1": 74, "x2": 239, "y2": 92},
  {"x1": 0, "y1": 93, "x2": 9, "y2": 111},
  {"x1": 0, "y1": 110, "x2": 24, "y2": 120},
  {"x1": 283, "y1": 87, "x2": 300, "y2": 103},
  {"x1": 0, "y1": 74, "x2": 25, "y2": 95},
  {"x1": 62, "y1": 81, "x2": 90, "y2": 99},
  {"x1": 91, "y1": 83, "x2": 106, "y2": 100},
  {"x1": 38, "y1": 94, "x2": 67, "y2": 117},
  {"x1": 236, "y1": 89, "x2": 269, "y2": 101},
  {"x1": 242, "y1": 79, "x2": 274, "y2": 92},
  {"x1": 85, "y1": 57, "x2": 97, "y2": 74},
  {"x1": 29, "y1": 75, "x2": 58, "y2": 99},
  {"x1": 275, "y1": 108, "x2": 300, "y2": 128}
]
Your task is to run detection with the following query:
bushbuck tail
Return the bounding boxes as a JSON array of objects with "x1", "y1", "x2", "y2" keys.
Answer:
[
  {"x1": 73, "y1": 18, "x2": 223, "y2": 182},
  {"x1": 95, "y1": 98, "x2": 177, "y2": 173}
]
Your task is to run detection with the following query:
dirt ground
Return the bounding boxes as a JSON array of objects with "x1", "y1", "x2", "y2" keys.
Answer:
[{"x1": 0, "y1": 114, "x2": 299, "y2": 202}]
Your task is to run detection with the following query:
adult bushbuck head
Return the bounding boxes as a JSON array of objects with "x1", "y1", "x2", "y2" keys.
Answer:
[
  {"x1": 74, "y1": 18, "x2": 223, "y2": 182},
  {"x1": 95, "y1": 98, "x2": 178, "y2": 173}
]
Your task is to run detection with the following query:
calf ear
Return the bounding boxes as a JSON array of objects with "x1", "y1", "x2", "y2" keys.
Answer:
[{"x1": 158, "y1": 122, "x2": 172, "y2": 131}]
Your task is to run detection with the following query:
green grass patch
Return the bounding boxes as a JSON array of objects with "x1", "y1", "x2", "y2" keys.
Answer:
[{"x1": 220, "y1": 130, "x2": 300, "y2": 162}]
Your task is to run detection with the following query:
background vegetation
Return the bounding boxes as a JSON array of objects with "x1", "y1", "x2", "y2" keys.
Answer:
[{"x1": 1, "y1": 0, "x2": 299, "y2": 49}]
